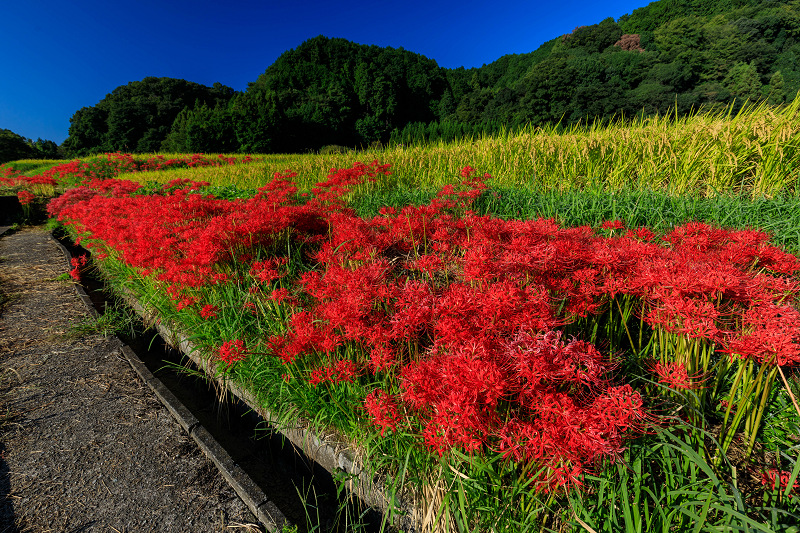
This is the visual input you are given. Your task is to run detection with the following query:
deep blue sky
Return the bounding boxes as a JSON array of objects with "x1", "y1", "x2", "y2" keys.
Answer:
[{"x1": 1, "y1": 0, "x2": 651, "y2": 145}]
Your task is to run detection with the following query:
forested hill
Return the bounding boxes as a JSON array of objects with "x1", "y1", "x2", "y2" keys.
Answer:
[
  {"x1": 61, "y1": 0, "x2": 800, "y2": 156},
  {"x1": 240, "y1": 37, "x2": 448, "y2": 152},
  {"x1": 451, "y1": 0, "x2": 795, "y2": 129}
]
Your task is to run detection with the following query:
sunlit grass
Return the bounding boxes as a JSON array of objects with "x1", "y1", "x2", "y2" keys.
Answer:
[
  {"x1": 116, "y1": 100, "x2": 800, "y2": 200},
  {"x1": 2, "y1": 159, "x2": 67, "y2": 170}
]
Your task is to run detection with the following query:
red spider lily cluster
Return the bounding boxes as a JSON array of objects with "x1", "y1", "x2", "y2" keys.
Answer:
[
  {"x1": 2, "y1": 165, "x2": 53, "y2": 209},
  {"x1": 762, "y1": 468, "x2": 799, "y2": 493},
  {"x1": 69, "y1": 254, "x2": 88, "y2": 282},
  {"x1": 219, "y1": 339, "x2": 248, "y2": 365},
  {"x1": 652, "y1": 361, "x2": 698, "y2": 390},
  {"x1": 200, "y1": 304, "x2": 219, "y2": 319},
  {"x1": 1, "y1": 152, "x2": 257, "y2": 193},
  {"x1": 364, "y1": 390, "x2": 401, "y2": 436},
  {"x1": 49, "y1": 161, "x2": 800, "y2": 492},
  {"x1": 16, "y1": 190, "x2": 35, "y2": 206},
  {"x1": 1, "y1": 165, "x2": 57, "y2": 190}
]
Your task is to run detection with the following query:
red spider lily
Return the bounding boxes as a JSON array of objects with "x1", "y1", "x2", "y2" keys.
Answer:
[
  {"x1": 762, "y1": 469, "x2": 798, "y2": 493},
  {"x1": 505, "y1": 330, "x2": 609, "y2": 392},
  {"x1": 645, "y1": 294, "x2": 721, "y2": 340},
  {"x1": 270, "y1": 288, "x2": 294, "y2": 305},
  {"x1": 219, "y1": 339, "x2": 248, "y2": 365},
  {"x1": 600, "y1": 219, "x2": 624, "y2": 230},
  {"x1": 306, "y1": 160, "x2": 391, "y2": 214},
  {"x1": 308, "y1": 366, "x2": 334, "y2": 387},
  {"x1": 176, "y1": 296, "x2": 198, "y2": 310},
  {"x1": 308, "y1": 359, "x2": 358, "y2": 387},
  {"x1": 249, "y1": 258, "x2": 283, "y2": 284},
  {"x1": 364, "y1": 390, "x2": 401, "y2": 436},
  {"x1": 368, "y1": 343, "x2": 397, "y2": 373},
  {"x1": 70, "y1": 254, "x2": 88, "y2": 269},
  {"x1": 200, "y1": 304, "x2": 219, "y2": 319},
  {"x1": 49, "y1": 160, "x2": 800, "y2": 488},
  {"x1": 69, "y1": 254, "x2": 88, "y2": 281},
  {"x1": 624, "y1": 227, "x2": 656, "y2": 242},
  {"x1": 494, "y1": 383, "x2": 644, "y2": 491},
  {"x1": 723, "y1": 302, "x2": 800, "y2": 366},
  {"x1": 17, "y1": 190, "x2": 35, "y2": 206},
  {"x1": 651, "y1": 361, "x2": 703, "y2": 390},
  {"x1": 399, "y1": 329, "x2": 644, "y2": 487},
  {"x1": 49, "y1": 160, "x2": 383, "y2": 292},
  {"x1": 266, "y1": 334, "x2": 291, "y2": 364},
  {"x1": 29, "y1": 153, "x2": 258, "y2": 190}
]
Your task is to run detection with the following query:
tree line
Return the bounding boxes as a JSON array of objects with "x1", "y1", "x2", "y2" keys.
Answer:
[
  {"x1": 54, "y1": 0, "x2": 800, "y2": 156},
  {"x1": 0, "y1": 129, "x2": 60, "y2": 165}
]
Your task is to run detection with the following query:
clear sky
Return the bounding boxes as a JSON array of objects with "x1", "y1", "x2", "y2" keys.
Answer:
[{"x1": 1, "y1": 0, "x2": 651, "y2": 145}]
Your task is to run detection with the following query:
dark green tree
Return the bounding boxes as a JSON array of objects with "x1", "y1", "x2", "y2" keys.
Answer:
[
  {"x1": 188, "y1": 103, "x2": 239, "y2": 153},
  {"x1": 765, "y1": 70, "x2": 786, "y2": 104},
  {"x1": 248, "y1": 36, "x2": 448, "y2": 150},
  {"x1": 229, "y1": 87, "x2": 285, "y2": 153},
  {"x1": 724, "y1": 61, "x2": 763, "y2": 102},
  {"x1": 63, "y1": 77, "x2": 235, "y2": 155},
  {"x1": 0, "y1": 129, "x2": 38, "y2": 164},
  {"x1": 56, "y1": 0, "x2": 800, "y2": 154},
  {"x1": 515, "y1": 57, "x2": 577, "y2": 125},
  {"x1": 32, "y1": 138, "x2": 60, "y2": 159},
  {"x1": 160, "y1": 107, "x2": 191, "y2": 153},
  {"x1": 62, "y1": 105, "x2": 108, "y2": 155},
  {"x1": 562, "y1": 18, "x2": 624, "y2": 54}
]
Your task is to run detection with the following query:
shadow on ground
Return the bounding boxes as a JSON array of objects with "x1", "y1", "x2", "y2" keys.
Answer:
[{"x1": 0, "y1": 441, "x2": 20, "y2": 533}]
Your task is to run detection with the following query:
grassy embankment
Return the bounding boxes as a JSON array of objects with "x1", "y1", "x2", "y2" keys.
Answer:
[{"x1": 6, "y1": 100, "x2": 800, "y2": 532}]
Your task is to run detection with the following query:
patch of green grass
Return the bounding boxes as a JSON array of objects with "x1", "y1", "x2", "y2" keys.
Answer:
[
  {"x1": 1, "y1": 159, "x2": 66, "y2": 175},
  {"x1": 66, "y1": 300, "x2": 139, "y2": 338},
  {"x1": 563, "y1": 423, "x2": 800, "y2": 533},
  {"x1": 54, "y1": 272, "x2": 72, "y2": 282}
]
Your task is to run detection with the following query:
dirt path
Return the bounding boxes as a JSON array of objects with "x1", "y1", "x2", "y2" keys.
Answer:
[{"x1": 0, "y1": 227, "x2": 260, "y2": 532}]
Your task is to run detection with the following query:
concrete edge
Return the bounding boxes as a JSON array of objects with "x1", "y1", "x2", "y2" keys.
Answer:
[{"x1": 49, "y1": 233, "x2": 290, "y2": 533}]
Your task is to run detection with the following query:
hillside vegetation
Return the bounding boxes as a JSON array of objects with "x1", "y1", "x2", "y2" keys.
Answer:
[{"x1": 59, "y1": 0, "x2": 800, "y2": 156}]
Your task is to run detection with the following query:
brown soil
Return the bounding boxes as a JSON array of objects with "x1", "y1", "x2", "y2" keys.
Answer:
[{"x1": 0, "y1": 226, "x2": 261, "y2": 532}]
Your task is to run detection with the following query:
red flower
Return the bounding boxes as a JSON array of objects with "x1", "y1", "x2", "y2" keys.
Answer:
[
  {"x1": 249, "y1": 259, "x2": 281, "y2": 284},
  {"x1": 17, "y1": 190, "x2": 35, "y2": 206},
  {"x1": 69, "y1": 254, "x2": 88, "y2": 281},
  {"x1": 364, "y1": 390, "x2": 400, "y2": 436},
  {"x1": 219, "y1": 339, "x2": 247, "y2": 365},
  {"x1": 652, "y1": 361, "x2": 697, "y2": 390},
  {"x1": 762, "y1": 469, "x2": 798, "y2": 493},
  {"x1": 270, "y1": 288, "x2": 293, "y2": 304},
  {"x1": 199, "y1": 304, "x2": 219, "y2": 319},
  {"x1": 333, "y1": 359, "x2": 357, "y2": 383},
  {"x1": 460, "y1": 166, "x2": 476, "y2": 178},
  {"x1": 601, "y1": 219, "x2": 624, "y2": 230},
  {"x1": 308, "y1": 360, "x2": 359, "y2": 387}
]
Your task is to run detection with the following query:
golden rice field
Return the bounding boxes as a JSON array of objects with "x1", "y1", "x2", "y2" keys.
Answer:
[{"x1": 112, "y1": 100, "x2": 800, "y2": 199}]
